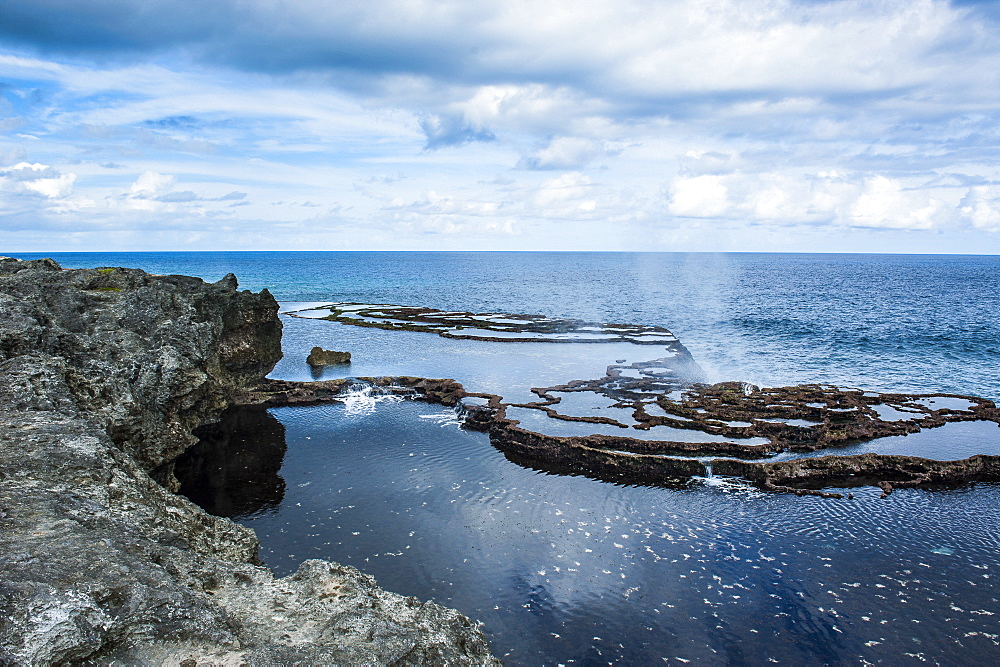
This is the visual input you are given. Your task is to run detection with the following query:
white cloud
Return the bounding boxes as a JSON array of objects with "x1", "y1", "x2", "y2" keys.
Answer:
[
  {"x1": 530, "y1": 172, "x2": 597, "y2": 214},
  {"x1": 0, "y1": 162, "x2": 77, "y2": 199},
  {"x1": 846, "y1": 175, "x2": 944, "y2": 230},
  {"x1": 668, "y1": 175, "x2": 730, "y2": 218},
  {"x1": 128, "y1": 171, "x2": 176, "y2": 198},
  {"x1": 23, "y1": 172, "x2": 76, "y2": 199},
  {"x1": 2, "y1": 1, "x2": 1000, "y2": 251},
  {"x1": 960, "y1": 186, "x2": 1000, "y2": 232},
  {"x1": 663, "y1": 168, "x2": 975, "y2": 232},
  {"x1": 518, "y1": 137, "x2": 613, "y2": 170}
]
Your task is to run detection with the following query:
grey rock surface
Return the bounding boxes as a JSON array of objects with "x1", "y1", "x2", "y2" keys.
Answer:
[
  {"x1": 0, "y1": 258, "x2": 497, "y2": 665},
  {"x1": 306, "y1": 346, "x2": 351, "y2": 366}
]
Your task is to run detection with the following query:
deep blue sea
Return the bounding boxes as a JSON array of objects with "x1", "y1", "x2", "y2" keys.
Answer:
[
  {"x1": 13, "y1": 251, "x2": 1000, "y2": 400},
  {"x1": 14, "y1": 251, "x2": 1000, "y2": 664}
]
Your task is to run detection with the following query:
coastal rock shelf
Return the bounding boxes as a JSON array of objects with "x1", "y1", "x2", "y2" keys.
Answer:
[
  {"x1": 266, "y1": 301, "x2": 1000, "y2": 498},
  {"x1": 284, "y1": 302, "x2": 688, "y2": 345},
  {"x1": 269, "y1": 296, "x2": 1000, "y2": 497},
  {"x1": 238, "y1": 374, "x2": 1000, "y2": 500},
  {"x1": 0, "y1": 259, "x2": 497, "y2": 665}
]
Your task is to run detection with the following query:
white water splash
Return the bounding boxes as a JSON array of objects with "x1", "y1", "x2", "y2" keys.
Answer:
[{"x1": 337, "y1": 381, "x2": 412, "y2": 416}]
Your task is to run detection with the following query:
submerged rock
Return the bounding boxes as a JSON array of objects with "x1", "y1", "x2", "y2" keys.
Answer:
[
  {"x1": 306, "y1": 346, "x2": 351, "y2": 366},
  {"x1": 0, "y1": 258, "x2": 497, "y2": 665}
]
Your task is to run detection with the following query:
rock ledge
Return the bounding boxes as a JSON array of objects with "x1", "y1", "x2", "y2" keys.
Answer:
[{"x1": 0, "y1": 258, "x2": 496, "y2": 665}]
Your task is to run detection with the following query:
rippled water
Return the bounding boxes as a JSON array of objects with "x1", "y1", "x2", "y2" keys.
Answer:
[
  {"x1": 180, "y1": 400, "x2": 1000, "y2": 664},
  {"x1": 771, "y1": 420, "x2": 1000, "y2": 462},
  {"x1": 176, "y1": 306, "x2": 1000, "y2": 664}
]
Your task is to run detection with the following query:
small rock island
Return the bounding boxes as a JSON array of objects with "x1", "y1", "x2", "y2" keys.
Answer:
[{"x1": 306, "y1": 346, "x2": 351, "y2": 366}]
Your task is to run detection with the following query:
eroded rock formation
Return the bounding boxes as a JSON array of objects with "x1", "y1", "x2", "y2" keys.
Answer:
[
  {"x1": 287, "y1": 301, "x2": 691, "y2": 345},
  {"x1": 240, "y1": 375, "x2": 1000, "y2": 499},
  {"x1": 306, "y1": 346, "x2": 351, "y2": 366},
  {"x1": 0, "y1": 258, "x2": 496, "y2": 665},
  {"x1": 486, "y1": 381, "x2": 1000, "y2": 498}
]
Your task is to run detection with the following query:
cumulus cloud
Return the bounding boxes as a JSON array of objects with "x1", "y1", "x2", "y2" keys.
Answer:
[
  {"x1": 846, "y1": 176, "x2": 945, "y2": 229},
  {"x1": 0, "y1": 161, "x2": 76, "y2": 198},
  {"x1": 668, "y1": 175, "x2": 731, "y2": 218},
  {"x1": 117, "y1": 172, "x2": 250, "y2": 208},
  {"x1": 419, "y1": 113, "x2": 495, "y2": 149},
  {"x1": 664, "y1": 168, "x2": 975, "y2": 231},
  {"x1": 960, "y1": 186, "x2": 1000, "y2": 231},
  {"x1": 127, "y1": 170, "x2": 175, "y2": 198}
]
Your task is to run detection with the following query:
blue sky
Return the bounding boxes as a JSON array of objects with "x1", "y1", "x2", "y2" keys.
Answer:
[{"x1": 1, "y1": 0, "x2": 999, "y2": 252}]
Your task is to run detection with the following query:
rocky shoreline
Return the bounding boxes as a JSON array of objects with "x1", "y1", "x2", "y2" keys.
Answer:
[
  {"x1": 277, "y1": 299, "x2": 1000, "y2": 500},
  {"x1": 5, "y1": 256, "x2": 997, "y2": 662},
  {"x1": 242, "y1": 376, "x2": 1000, "y2": 500},
  {"x1": 0, "y1": 258, "x2": 497, "y2": 665}
]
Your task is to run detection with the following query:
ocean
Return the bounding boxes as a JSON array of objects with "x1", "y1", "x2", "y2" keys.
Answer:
[
  {"x1": 15, "y1": 251, "x2": 1000, "y2": 399},
  {"x1": 13, "y1": 251, "x2": 1000, "y2": 664}
]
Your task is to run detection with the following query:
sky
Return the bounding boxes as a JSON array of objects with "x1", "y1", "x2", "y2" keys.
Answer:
[{"x1": 1, "y1": 0, "x2": 999, "y2": 253}]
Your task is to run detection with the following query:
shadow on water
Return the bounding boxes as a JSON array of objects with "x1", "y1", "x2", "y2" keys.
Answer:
[{"x1": 175, "y1": 406, "x2": 288, "y2": 519}]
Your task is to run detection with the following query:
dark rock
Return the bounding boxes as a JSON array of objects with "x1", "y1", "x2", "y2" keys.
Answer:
[
  {"x1": 0, "y1": 258, "x2": 497, "y2": 665},
  {"x1": 714, "y1": 451, "x2": 1000, "y2": 498},
  {"x1": 298, "y1": 301, "x2": 699, "y2": 348},
  {"x1": 0, "y1": 259, "x2": 283, "y2": 475},
  {"x1": 306, "y1": 346, "x2": 351, "y2": 366}
]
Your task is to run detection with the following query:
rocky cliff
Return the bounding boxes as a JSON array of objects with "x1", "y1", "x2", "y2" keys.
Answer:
[{"x1": 0, "y1": 258, "x2": 496, "y2": 665}]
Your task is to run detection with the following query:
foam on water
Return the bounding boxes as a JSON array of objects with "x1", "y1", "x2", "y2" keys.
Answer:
[{"x1": 335, "y1": 381, "x2": 413, "y2": 417}]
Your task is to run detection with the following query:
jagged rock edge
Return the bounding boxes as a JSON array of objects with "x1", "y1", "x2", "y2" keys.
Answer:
[{"x1": 0, "y1": 258, "x2": 497, "y2": 665}]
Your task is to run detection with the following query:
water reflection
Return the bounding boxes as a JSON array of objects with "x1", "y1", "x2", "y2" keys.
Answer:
[
  {"x1": 179, "y1": 401, "x2": 1000, "y2": 664},
  {"x1": 176, "y1": 406, "x2": 287, "y2": 519}
]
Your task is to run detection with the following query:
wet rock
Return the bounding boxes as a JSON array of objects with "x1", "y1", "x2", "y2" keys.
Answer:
[
  {"x1": 290, "y1": 301, "x2": 696, "y2": 346},
  {"x1": 634, "y1": 382, "x2": 999, "y2": 455},
  {"x1": 420, "y1": 376, "x2": 1000, "y2": 498},
  {"x1": 272, "y1": 297, "x2": 1000, "y2": 498},
  {"x1": 714, "y1": 451, "x2": 1000, "y2": 498},
  {"x1": 0, "y1": 258, "x2": 497, "y2": 666},
  {"x1": 306, "y1": 346, "x2": 351, "y2": 366}
]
